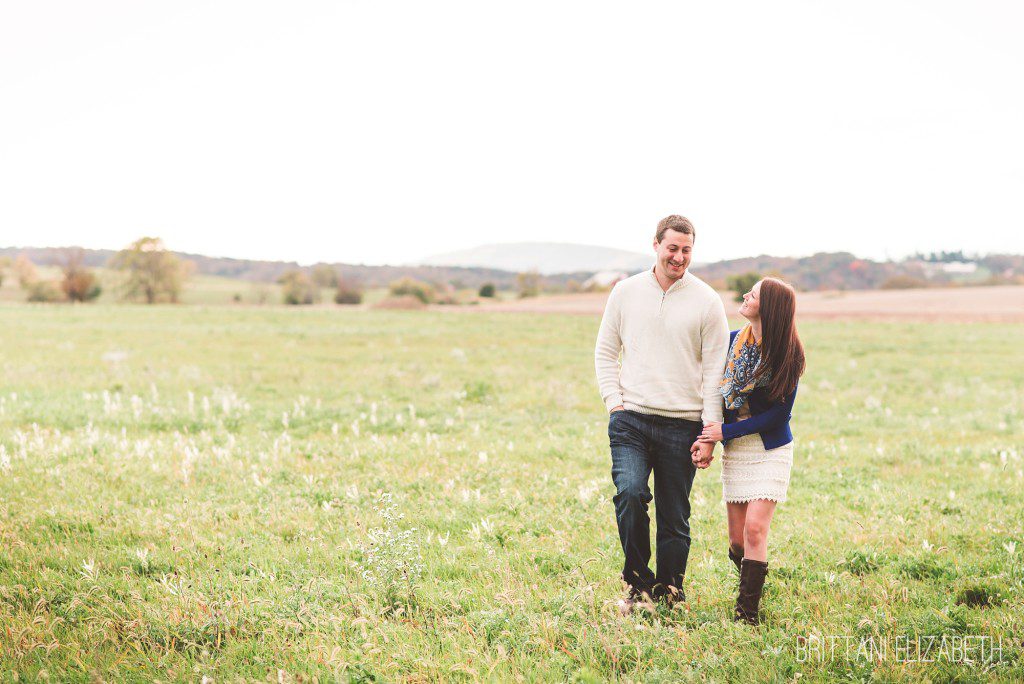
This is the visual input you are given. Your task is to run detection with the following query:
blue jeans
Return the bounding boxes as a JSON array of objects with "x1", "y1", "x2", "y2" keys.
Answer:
[{"x1": 608, "y1": 410, "x2": 700, "y2": 597}]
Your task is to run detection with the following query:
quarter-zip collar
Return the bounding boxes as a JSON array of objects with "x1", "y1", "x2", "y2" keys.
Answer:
[{"x1": 648, "y1": 265, "x2": 692, "y2": 294}]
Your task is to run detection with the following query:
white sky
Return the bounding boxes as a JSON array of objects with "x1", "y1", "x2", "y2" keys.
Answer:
[{"x1": 2, "y1": 1, "x2": 1022, "y2": 266}]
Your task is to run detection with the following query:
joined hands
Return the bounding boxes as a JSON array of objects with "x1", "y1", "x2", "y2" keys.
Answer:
[
  {"x1": 691, "y1": 440, "x2": 714, "y2": 469},
  {"x1": 691, "y1": 421, "x2": 724, "y2": 469}
]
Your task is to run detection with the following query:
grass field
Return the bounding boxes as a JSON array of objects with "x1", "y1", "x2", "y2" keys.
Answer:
[{"x1": 1, "y1": 304, "x2": 1022, "y2": 682}]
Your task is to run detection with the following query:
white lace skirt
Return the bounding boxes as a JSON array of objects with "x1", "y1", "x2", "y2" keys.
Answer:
[{"x1": 721, "y1": 432, "x2": 793, "y2": 503}]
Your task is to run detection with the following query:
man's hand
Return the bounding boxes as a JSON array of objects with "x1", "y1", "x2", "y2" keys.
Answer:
[
  {"x1": 691, "y1": 440, "x2": 714, "y2": 469},
  {"x1": 610, "y1": 405, "x2": 624, "y2": 414}
]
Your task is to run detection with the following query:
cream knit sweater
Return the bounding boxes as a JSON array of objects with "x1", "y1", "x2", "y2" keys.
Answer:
[{"x1": 595, "y1": 269, "x2": 730, "y2": 423}]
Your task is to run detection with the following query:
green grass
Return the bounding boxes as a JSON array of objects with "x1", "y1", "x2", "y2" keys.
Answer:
[{"x1": 0, "y1": 305, "x2": 1021, "y2": 682}]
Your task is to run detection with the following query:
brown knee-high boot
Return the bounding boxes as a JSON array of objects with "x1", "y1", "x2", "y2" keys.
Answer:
[
  {"x1": 728, "y1": 544, "x2": 743, "y2": 574},
  {"x1": 734, "y1": 558, "x2": 769, "y2": 624}
]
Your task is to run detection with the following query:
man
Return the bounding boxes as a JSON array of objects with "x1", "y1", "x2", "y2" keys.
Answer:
[{"x1": 594, "y1": 214, "x2": 729, "y2": 612}]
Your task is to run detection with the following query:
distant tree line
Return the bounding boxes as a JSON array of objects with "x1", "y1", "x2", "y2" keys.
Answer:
[
  {"x1": 0, "y1": 250, "x2": 103, "y2": 303},
  {"x1": 0, "y1": 239, "x2": 189, "y2": 305},
  {"x1": 2, "y1": 246, "x2": 1022, "y2": 301}
]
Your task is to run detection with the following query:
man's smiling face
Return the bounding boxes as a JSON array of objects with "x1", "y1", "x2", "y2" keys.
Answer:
[{"x1": 653, "y1": 228, "x2": 694, "y2": 282}]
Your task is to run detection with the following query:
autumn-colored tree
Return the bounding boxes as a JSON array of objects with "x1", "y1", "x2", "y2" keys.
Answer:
[
  {"x1": 0, "y1": 256, "x2": 10, "y2": 288},
  {"x1": 278, "y1": 269, "x2": 319, "y2": 305},
  {"x1": 60, "y1": 249, "x2": 102, "y2": 302},
  {"x1": 13, "y1": 255, "x2": 38, "y2": 288},
  {"x1": 389, "y1": 277, "x2": 434, "y2": 304},
  {"x1": 516, "y1": 271, "x2": 541, "y2": 298},
  {"x1": 109, "y1": 237, "x2": 186, "y2": 304},
  {"x1": 334, "y1": 276, "x2": 363, "y2": 305}
]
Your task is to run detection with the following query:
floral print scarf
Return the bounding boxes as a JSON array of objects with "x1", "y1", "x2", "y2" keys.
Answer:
[{"x1": 719, "y1": 324, "x2": 770, "y2": 410}]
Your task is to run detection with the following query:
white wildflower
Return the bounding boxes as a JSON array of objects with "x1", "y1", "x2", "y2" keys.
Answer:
[
  {"x1": 158, "y1": 574, "x2": 184, "y2": 596},
  {"x1": 577, "y1": 479, "x2": 601, "y2": 503},
  {"x1": 181, "y1": 444, "x2": 199, "y2": 485},
  {"x1": 358, "y1": 493, "x2": 424, "y2": 603},
  {"x1": 80, "y1": 558, "x2": 99, "y2": 581}
]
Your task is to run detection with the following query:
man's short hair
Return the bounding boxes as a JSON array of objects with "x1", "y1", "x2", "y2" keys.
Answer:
[{"x1": 655, "y1": 215, "x2": 696, "y2": 243}]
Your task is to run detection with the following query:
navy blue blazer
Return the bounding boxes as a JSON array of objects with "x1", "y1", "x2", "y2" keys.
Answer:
[{"x1": 720, "y1": 329, "x2": 798, "y2": 450}]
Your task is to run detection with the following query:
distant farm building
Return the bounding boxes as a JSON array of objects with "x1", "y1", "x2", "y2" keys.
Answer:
[
  {"x1": 583, "y1": 270, "x2": 629, "y2": 291},
  {"x1": 911, "y1": 260, "x2": 979, "y2": 279}
]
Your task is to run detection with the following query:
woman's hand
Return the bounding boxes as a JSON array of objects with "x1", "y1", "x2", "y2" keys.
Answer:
[{"x1": 698, "y1": 421, "x2": 723, "y2": 443}]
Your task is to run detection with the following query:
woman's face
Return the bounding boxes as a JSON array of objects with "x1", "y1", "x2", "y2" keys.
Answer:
[{"x1": 739, "y1": 281, "x2": 761, "y2": 321}]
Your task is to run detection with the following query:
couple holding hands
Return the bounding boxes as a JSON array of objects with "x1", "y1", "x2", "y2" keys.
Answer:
[{"x1": 595, "y1": 214, "x2": 805, "y2": 624}]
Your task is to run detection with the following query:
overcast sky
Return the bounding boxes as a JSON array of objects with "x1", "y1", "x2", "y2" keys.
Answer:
[{"x1": 2, "y1": 1, "x2": 1021, "y2": 266}]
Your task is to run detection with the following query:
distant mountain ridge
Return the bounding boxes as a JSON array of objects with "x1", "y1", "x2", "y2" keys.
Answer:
[{"x1": 418, "y1": 242, "x2": 652, "y2": 275}]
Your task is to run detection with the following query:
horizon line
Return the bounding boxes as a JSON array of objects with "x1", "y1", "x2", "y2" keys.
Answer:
[{"x1": 0, "y1": 242, "x2": 1002, "y2": 271}]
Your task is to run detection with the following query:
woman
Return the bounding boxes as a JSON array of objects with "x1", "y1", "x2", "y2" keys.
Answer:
[{"x1": 696, "y1": 277, "x2": 805, "y2": 625}]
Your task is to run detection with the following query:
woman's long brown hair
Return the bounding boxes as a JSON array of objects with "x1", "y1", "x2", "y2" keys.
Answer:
[{"x1": 752, "y1": 277, "x2": 805, "y2": 403}]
